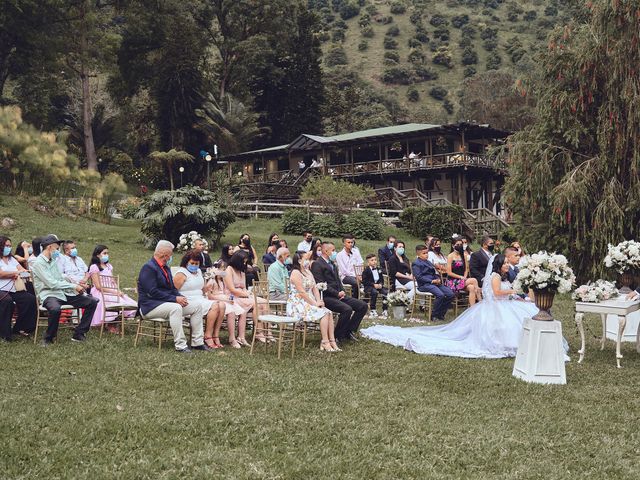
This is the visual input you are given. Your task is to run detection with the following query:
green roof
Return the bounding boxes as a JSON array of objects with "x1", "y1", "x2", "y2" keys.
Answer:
[{"x1": 325, "y1": 123, "x2": 441, "y2": 142}]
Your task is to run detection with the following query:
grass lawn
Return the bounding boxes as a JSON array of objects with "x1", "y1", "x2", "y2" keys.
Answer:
[{"x1": 1, "y1": 196, "x2": 639, "y2": 479}]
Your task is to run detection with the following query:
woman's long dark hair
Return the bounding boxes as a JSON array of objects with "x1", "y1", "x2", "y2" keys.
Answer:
[
  {"x1": 228, "y1": 250, "x2": 248, "y2": 272},
  {"x1": 291, "y1": 251, "x2": 305, "y2": 273},
  {"x1": 0, "y1": 236, "x2": 12, "y2": 258},
  {"x1": 451, "y1": 238, "x2": 466, "y2": 272},
  {"x1": 491, "y1": 254, "x2": 508, "y2": 280},
  {"x1": 219, "y1": 243, "x2": 233, "y2": 266},
  {"x1": 90, "y1": 244, "x2": 109, "y2": 271},
  {"x1": 395, "y1": 240, "x2": 408, "y2": 263},
  {"x1": 266, "y1": 233, "x2": 278, "y2": 253}
]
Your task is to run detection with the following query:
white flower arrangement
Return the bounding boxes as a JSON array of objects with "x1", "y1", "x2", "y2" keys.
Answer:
[
  {"x1": 178, "y1": 231, "x2": 208, "y2": 252},
  {"x1": 603, "y1": 240, "x2": 640, "y2": 274},
  {"x1": 316, "y1": 282, "x2": 327, "y2": 291},
  {"x1": 387, "y1": 290, "x2": 411, "y2": 306},
  {"x1": 513, "y1": 251, "x2": 575, "y2": 294},
  {"x1": 572, "y1": 280, "x2": 618, "y2": 303}
]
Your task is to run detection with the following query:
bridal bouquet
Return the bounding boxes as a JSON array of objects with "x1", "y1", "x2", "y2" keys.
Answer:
[
  {"x1": 572, "y1": 280, "x2": 618, "y2": 303},
  {"x1": 388, "y1": 290, "x2": 411, "y2": 306},
  {"x1": 316, "y1": 282, "x2": 328, "y2": 291},
  {"x1": 603, "y1": 240, "x2": 640, "y2": 274},
  {"x1": 178, "y1": 231, "x2": 208, "y2": 252},
  {"x1": 513, "y1": 251, "x2": 575, "y2": 294}
]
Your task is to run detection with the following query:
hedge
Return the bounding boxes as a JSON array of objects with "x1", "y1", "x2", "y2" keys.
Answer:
[{"x1": 399, "y1": 205, "x2": 466, "y2": 240}]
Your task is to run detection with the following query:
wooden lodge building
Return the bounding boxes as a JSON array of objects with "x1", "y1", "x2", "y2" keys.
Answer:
[{"x1": 221, "y1": 122, "x2": 510, "y2": 215}]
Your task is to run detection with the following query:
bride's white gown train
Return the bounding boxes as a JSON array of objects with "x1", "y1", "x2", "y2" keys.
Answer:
[{"x1": 361, "y1": 272, "x2": 569, "y2": 359}]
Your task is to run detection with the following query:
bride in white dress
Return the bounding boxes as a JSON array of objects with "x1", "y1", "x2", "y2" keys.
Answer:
[{"x1": 362, "y1": 254, "x2": 567, "y2": 359}]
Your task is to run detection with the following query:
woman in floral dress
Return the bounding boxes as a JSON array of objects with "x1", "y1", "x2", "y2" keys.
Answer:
[
  {"x1": 287, "y1": 251, "x2": 338, "y2": 352},
  {"x1": 446, "y1": 237, "x2": 481, "y2": 305}
]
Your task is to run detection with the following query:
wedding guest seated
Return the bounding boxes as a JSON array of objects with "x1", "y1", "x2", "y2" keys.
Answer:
[
  {"x1": 88, "y1": 244, "x2": 137, "y2": 332},
  {"x1": 218, "y1": 243, "x2": 234, "y2": 269},
  {"x1": 362, "y1": 254, "x2": 388, "y2": 318},
  {"x1": 504, "y1": 247, "x2": 521, "y2": 283},
  {"x1": 234, "y1": 234, "x2": 258, "y2": 286},
  {"x1": 31, "y1": 234, "x2": 98, "y2": 345},
  {"x1": 58, "y1": 240, "x2": 89, "y2": 284},
  {"x1": 192, "y1": 238, "x2": 212, "y2": 273},
  {"x1": 0, "y1": 236, "x2": 36, "y2": 341},
  {"x1": 27, "y1": 237, "x2": 42, "y2": 270},
  {"x1": 262, "y1": 244, "x2": 277, "y2": 270},
  {"x1": 137, "y1": 240, "x2": 206, "y2": 354},
  {"x1": 446, "y1": 237, "x2": 480, "y2": 305},
  {"x1": 267, "y1": 247, "x2": 290, "y2": 301},
  {"x1": 224, "y1": 251, "x2": 270, "y2": 345},
  {"x1": 388, "y1": 240, "x2": 416, "y2": 300},
  {"x1": 13, "y1": 241, "x2": 32, "y2": 269},
  {"x1": 206, "y1": 262, "x2": 245, "y2": 348},
  {"x1": 288, "y1": 250, "x2": 338, "y2": 352},
  {"x1": 378, "y1": 235, "x2": 396, "y2": 275},
  {"x1": 469, "y1": 236, "x2": 495, "y2": 287},
  {"x1": 174, "y1": 250, "x2": 224, "y2": 349},
  {"x1": 297, "y1": 231, "x2": 313, "y2": 253},
  {"x1": 413, "y1": 244, "x2": 454, "y2": 321},
  {"x1": 336, "y1": 234, "x2": 363, "y2": 299},
  {"x1": 427, "y1": 238, "x2": 448, "y2": 277},
  {"x1": 311, "y1": 242, "x2": 368, "y2": 343}
]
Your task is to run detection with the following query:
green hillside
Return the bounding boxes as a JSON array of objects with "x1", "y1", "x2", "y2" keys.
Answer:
[{"x1": 312, "y1": 0, "x2": 570, "y2": 123}]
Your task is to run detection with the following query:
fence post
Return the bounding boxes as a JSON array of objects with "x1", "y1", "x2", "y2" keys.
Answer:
[{"x1": 306, "y1": 201, "x2": 310, "y2": 222}]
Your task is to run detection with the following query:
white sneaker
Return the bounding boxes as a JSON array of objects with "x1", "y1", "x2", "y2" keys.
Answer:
[
  {"x1": 381, "y1": 310, "x2": 388, "y2": 318},
  {"x1": 369, "y1": 310, "x2": 378, "y2": 318}
]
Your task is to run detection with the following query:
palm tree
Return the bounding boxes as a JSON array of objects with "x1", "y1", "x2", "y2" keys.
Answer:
[
  {"x1": 193, "y1": 92, "x2": 269, "y2": 155},
  {"x1": 148, "y1": 149, "x2": 194, "y2": 191}
]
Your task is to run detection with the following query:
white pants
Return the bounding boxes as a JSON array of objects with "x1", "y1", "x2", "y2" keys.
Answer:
[
  {"x1": 143, "y1": 302, "x2": 204, "y2": 350},
  {"x1": 395, "y1": 280, "x2": 416, "y2": 301}
]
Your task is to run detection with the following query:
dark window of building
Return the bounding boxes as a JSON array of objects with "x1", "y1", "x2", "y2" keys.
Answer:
[{"x1": 277, "y1": 158, "x2": 289, "y2": 171}]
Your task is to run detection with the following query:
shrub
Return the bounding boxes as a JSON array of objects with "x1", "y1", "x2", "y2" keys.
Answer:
[
  {"x1": 301, "y1": 175, "x2": 373, "y2": 215},
  {"x1": 135, "y1": 186, "x2": 235, "y2": 249},
  {"x1": 342, "y1": 210, "x2": 384, "y2": 240},
  {"x1": 461, "y1": 47, "x2": 478, "y2": 65},
  {"x1": 430, "y1": 14, "x2": 449, "y2": 27},
  {"x1": 486, "y1": 51, "x2": 502, "y2": 70},
  {"x1": 339, "y1": 2, "x2": 360, "y2": 20},
  {"x1": 451, "y1": 14, "x2": 469, "y2": 28},
  {"x1": 432, "y1": 46, "x2": 454, "y2": 68},
  {"x1": 317, "y1": 31, "x2": 331, "y2": 42},
  {"x1": 544, "y1": 5, "x2": 558, "y2": 16},
  {"x1": 310, "y1": 214, "x2": 343, "y2": 238},
  {"x1": 480, "y1": 27, "x2": 498, "y2": 40},
  {"x1": 399, "y1": 205, "x2": 465, "y2": 240},
  {"x1": 383, "y1": 36, "x2": 398, "y2": 49},
  {"x1": 382, "y1": 66, "x2": 413, "y2": 84},
  {"x1": 407, "y1": 87, "x2": 420, "y2": 102},
  {"x1": 463, "y1": 66, "x2": 477, "y2": 77},
  {"x1": 408, "y1": 48, "x2": 426, "y2": 65},
  {"x1": 358, "y1": 40, "x2": 368, "y2": 51},
  {"x1": 414, "y1": 31, "x2": 429, "y2": 43},
  {"x1": 332, "y1": 28, "x2": 346, "y2": 42},
  {"x1": 377, "y1": 15, "x2": 394, "y2": 24},
  {"x1": 384, "y1": 51, "x2": 400, "y2": 63},
  {"x1": 429, "y1": 86, "x2": 448, "y2": 100},
  {"x1": 361, "y1": 25, "x2": 374, "y2": 37},
  {"x1": 325, "y1": 45, "x2": 348, "y2": 66},
  {"x1": 386, "y1": 25, "x2": 400, "y2": 36},
  {"x1": 408, "y1": 37, "x2": 422, "y2": 48},
  {"x1": 461, "y1": 25, "x2": 476, "y2": 38},
  {"x1": 414, "y1": 65, "x2": 438, "y2": 81},
  {"x1": 524, "y1": 10, "x2": 537, "y2": 21},
  {"x1": 459, "y1": 36, "x2": 473, "y2": 47},
  {"x1": 358, "y1": 14, "x2": 371, "y2": 27},
  {"x1": 483, "y1": 38, "x2": 498, "y2": 51},
  {"x1": 409, "y1": 11, "x2": 422, "y2": 25},
  {"x1": 433, "y1": 27, "x2": 450, "y2": 41},
  {"x1": 443, "y1": 99, "x2": 455, "y2": 114},
  {"x1": 390, "y1": 2, "x2": 406, "y2": 14},
  {"x1": 282, "y1": 209, "x2": 310, "y2": 235}
]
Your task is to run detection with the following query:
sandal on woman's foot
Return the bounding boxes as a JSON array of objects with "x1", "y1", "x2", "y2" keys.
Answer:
[
  {"x1": 320, "y1": 340, "x2": 336, "y2": 352},
  {"x1": 212, "y1": 336, "x2": 224, "y2": 348},
  {"x1": 255, "y1": 335, "x2": 267, "y2": 344},
  {"x1": 204, "y1": 336, "x2": 217, "y2": 349},
  {"x1": 237, "y1": 337, "x2": 250, "y2": 346},
  {"x1": 329, "y1": 339, "x2": 342, "y2": 352},
  {"x1": 229, "y1": 340, "x2": 241, "y2": 349}
]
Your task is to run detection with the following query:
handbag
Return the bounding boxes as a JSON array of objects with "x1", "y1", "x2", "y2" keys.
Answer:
[{"x1": 14, "y1": 276, "x2": 26, "y2": 292}]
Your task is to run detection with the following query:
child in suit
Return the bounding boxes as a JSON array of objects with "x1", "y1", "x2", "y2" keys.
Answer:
[{"x1": 362, "y1": 254, "x2": 388, "y2": 318}]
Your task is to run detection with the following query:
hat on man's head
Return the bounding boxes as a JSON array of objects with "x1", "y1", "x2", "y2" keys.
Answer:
[{"x1": 40, "y1": 234, "x2": 63, "y2": 248}]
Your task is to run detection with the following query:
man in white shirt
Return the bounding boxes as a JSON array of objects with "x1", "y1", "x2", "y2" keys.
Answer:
[
  {"x1": 58, "y1": 240, "x2": 89, "y2": 285},
  {"x1": 336, "y1": 234, "x2": 364, "y2": 299},
  {"x1": 297, "y1": 231, "x2": 313, "y2": 253}
]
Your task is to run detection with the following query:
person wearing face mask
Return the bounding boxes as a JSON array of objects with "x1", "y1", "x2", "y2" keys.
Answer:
[
  {"x1": 378, "y1": 235, "x2": 396, "y2": 275},
  {"x1": 58, "y1": 240, "x2": 89, "y2": 284},
  {"x1": 138, "y1": 240, "x2": 206, "y2": 353},
  {"x1": 267, "y1": 247, "x2": 291, "y2": 301},
  {"x1": 287, "y1": 250, "x2": 338, "y2": 352},
  {"x1": 446, "y1": 238, "x2": 481, "y2": 306},
  {"x1": 0, "y1": 236, "x2": 37, "y2": 341},
  {"x1": 88, "y1": 244, "x2": 137, "y2": 331},
  {"x1": 297, "y1": 231, "x2": 314, "y2": 253},
  {"x1": 469, "y1": 236, "x2": 495, "y2": 288},
  {"x1": 427, "y1": 238, "x2": 448, "y2": 276},
  {"x1": 388, "y1": 240, "x2": 416, "y2": 301},
  {"x1": 174, "y1": 250, "x2": 223, "y2": 349},
  {"x1": 31, "y1": 234, "x2": 99, "y2": 345},
  {"x1": 234, "y1": 233, "x2": 258, "y2": 286},
  {"x1": 13, "y1": 241, "x2": 32, "y2": 269},
  {"x1": 311, "y1": 242, "x2": 368, "y2": 343}
]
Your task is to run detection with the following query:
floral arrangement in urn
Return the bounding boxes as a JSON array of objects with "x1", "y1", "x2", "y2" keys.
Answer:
[
  {"x1": 387, "y1": 290, "x2": 411, "y2": 306},
  {"x1": 572, "y1": 280, "x2": 618, "y2": 303},
  {"x1": 603, "y1": 240, "x2": 640, "y2": 274},
  {"x1": 513, "y1": 251, "x2": 575, "y2": 294},
  {"x1": 178, "y1": 231, "x2": 208, "y2": 252}
]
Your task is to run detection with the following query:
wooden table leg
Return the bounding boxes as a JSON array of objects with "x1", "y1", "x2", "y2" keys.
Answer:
[
  {"x1": 616, "y1": 314, "x2": 627, "y2": 368},
  {"x1": 575, "y1": 312, "x2": 585, "y2": 364},
  {"x1": 600, "y1": 313, "x2": 607, "y2": 350}
]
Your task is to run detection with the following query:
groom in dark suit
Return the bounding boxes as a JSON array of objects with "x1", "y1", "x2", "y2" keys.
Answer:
[
  {"x1": 504, "y1": 247, "x2": 521, "y2": 283},
  {"x1": 311, "y1": 242, "x2": 368, "y2": 343},
  {"x1": 469, "y1": 236, "x2": 495, "y2": 287}
]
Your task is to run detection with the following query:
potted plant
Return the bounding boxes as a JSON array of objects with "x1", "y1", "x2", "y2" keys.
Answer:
[
  {"x1": 177, "y1": 231, "x2": 208, "y2": 252},
  {"x1": 572, "y1": 280, "x2": 618, "y2": 303},
  {"x1": 513, "y1": 251, "x2": 575, "y2": 320},
  {"x1": 387, "y1": 290, "x2": 411, "y2": 320},
  {"x1": 603, "y1": 240, "x2": 640, "y2": 293}
]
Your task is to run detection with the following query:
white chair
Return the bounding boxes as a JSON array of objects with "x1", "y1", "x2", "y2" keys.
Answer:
[{"x1": 249, "y1": 281, "x2": 297, "y2": 359}]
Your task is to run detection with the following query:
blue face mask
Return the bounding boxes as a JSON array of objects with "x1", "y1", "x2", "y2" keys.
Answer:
[
  {"x1": 27, "y1": 247, "x2": 33, "y2": 255},
  {"x1": 187, "y1": 264, "x2": 200, "y2": 273},
  {"x1": 51, "y1": 250, "x2": 61, "y2": 260},
  {"x1": 387, "y1": 242, "x2": 394, "y2": 250},
  {"x1": 70, "y1": 248, "x2": 78, "y2": 258},
  {"x1": 166, "y1": 256, "x2": 173, "y2": 266},
  {"x1": 3, "y1": 246, "x2": 11, "y2": 257},
  {"x1": 284, "y1": 257, "x2": 292, "y2": 265},
  {"x1": 101, "y1": 255, "x2": 110, "y2": 264},
  {"x1": 396, "y1": 247, "x2": 405, "y2": 256},
  {"x1": 329, "y1": 251, "x2": 338, "y2": 262}
]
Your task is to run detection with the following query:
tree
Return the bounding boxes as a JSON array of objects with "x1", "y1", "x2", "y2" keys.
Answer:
[
  {"x1": 149, "y1": 149, "x2": 194, "y2": 191},
  {"x1": 459, "y1": 71, "x2": 535, "y2": 130},
  {"x1": 301, "y1": 176, "x2": 373, "y2": 215},
  {"x1": 503, "y1": 1, "x2": 640, "y2": 280}
]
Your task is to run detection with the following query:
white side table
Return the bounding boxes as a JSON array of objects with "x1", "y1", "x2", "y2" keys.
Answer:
[{"x1": 574, "y1": 299, "x2": 640, "y2": 368}]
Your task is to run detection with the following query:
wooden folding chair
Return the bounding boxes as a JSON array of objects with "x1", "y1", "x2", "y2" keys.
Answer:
[
  {"x1": 95, "y1": 275, "x2": 138, "y2": 337},
  {"x1": 32, "y1": 291, "x2": 80, "y2": 343}
]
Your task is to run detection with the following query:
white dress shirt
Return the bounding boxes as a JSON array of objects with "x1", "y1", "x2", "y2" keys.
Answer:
[{"x1": 57, "y1": 254, "x2": 88, "y2": 283}]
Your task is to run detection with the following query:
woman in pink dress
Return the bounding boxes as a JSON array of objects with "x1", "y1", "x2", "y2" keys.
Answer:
[
  {"x1": 206, "y1": 261, "x2": 245, "y2": 348},
  {"x1": 88, "y1": 244, "x2": 136, "y2": 331},
  {"x1": 223, "y1": 251, "x2": 270, "y2": 346}
]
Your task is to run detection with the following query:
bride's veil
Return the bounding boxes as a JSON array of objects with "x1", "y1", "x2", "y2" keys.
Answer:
[{"x1": 481, "y1": 254, "x2": 497, "y2": 301}]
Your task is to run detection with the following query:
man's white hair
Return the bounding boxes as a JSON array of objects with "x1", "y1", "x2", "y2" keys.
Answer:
[
  {"x1": 155, "y1": 240, "x2": 175, "y2": 253},
  {"x1": 276, "y1": 247, "x2": 290, "y2": 259}
]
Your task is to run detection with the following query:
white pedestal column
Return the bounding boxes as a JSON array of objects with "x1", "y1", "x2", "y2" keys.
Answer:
[
  {"x1": 513, "y1": 318, "x2": 566, "y2": 385},
  {"x1": 605, "y1": 311, "x2": 640, "y2": 342}
]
